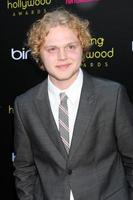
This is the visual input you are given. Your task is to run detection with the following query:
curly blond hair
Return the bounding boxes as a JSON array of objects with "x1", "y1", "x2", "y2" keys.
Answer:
[{"x1": 27, "y1": 8, "x2": 92, "y2": 67}]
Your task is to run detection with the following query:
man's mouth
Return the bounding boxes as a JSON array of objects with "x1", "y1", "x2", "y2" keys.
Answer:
[{"x1": 56, "y1": 63, "x2": 71, "y2": 69}]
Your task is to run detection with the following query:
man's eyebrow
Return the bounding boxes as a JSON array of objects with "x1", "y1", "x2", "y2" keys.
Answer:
[
  {"x1": 44, "y1": 41, "x2": 80, "y2": 48},
  {"x1": 44, "y1": 45, "x2": 57, "y2": 48}
]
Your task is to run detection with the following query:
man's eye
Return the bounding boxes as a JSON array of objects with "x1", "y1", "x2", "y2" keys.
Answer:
[
  {"x1": 47, "y1": 47, "x2": 57, "y2": 53},
  {"x1": 66, "y1": 44, "x2": 79, "y2": 51},
  {"x1": 68, "y1": 45, "x2": 76, "y2": 49}
]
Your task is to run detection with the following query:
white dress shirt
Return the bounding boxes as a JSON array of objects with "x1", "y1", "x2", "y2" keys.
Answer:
[{"x1": 48, "y1": 68, "x2": 83, "y2": 200}]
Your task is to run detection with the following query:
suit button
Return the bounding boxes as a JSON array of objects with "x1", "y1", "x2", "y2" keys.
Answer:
[{"x1": 67, "y1": 169, "x2": 72, "y2": 175}]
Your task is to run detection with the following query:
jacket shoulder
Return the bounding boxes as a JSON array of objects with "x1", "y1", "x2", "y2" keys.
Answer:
[
  {"x1": 86, "y1": 73, "x2": 124, "y2": 91},
  {"x1": 83, "y1": 71, "x2": 126, "y2": 100},
  {"x1": 14, "y1": 79, "x2": 47, "y2": 105}
]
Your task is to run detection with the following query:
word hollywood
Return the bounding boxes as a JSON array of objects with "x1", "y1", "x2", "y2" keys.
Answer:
[
  {"x1": 86, "y1": 48, "x2": 114, "y2": 59},
  {"x1": 7, "y1": 0, "x2": 52, "y2": 10},
  {"x1": 85, "y1": 37, "x2": 115, "y2": 59},
  {"x1": 11, "y1": 48, "x2": 31, "y2": 60}
]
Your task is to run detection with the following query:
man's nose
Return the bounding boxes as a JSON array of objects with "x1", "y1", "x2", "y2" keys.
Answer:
[{"x1": 57, "y1": 48, "x2": 67, "y2": 60}]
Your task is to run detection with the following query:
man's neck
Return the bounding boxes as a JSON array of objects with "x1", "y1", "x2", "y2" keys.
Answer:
[{"x1": 49, "y1": 70, "x2": 80, "y2": 90}]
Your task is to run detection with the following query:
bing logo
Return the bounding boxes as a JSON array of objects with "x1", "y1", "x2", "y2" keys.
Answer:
[{"x1": 11, "y1": 48, "x2": 31, "y2": 60}]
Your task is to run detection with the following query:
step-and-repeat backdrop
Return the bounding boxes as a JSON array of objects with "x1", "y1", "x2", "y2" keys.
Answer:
[{"x1": 1, "y1": 0, "x2": 133, "y2": 199}]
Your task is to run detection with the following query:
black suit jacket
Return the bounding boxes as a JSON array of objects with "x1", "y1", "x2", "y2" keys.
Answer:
[{"x1": 14, "y1": 71, "x2": 133, "y2": 200}]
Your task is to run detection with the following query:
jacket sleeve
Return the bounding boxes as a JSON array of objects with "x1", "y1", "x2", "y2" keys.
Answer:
[
  {"x1": 115, "y1": 85, "x2": 133, "y2": 199},
  {"x1": 13, "y1": 97, "x2": 37, "y2": 200}
]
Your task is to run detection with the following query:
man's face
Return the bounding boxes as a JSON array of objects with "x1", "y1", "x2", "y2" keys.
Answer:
[{"x1": 40, "y1": 25, "x2": 83, "y2": 89}]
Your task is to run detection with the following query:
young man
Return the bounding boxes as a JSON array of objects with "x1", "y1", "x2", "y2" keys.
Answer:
[{"x1": 14, "y1": 9, "x2": 133, "y2": 200}]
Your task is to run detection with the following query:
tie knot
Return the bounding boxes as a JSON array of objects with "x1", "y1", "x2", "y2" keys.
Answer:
[{"x1": 60, "y1": 92, "x2": 68, "y2": 102}]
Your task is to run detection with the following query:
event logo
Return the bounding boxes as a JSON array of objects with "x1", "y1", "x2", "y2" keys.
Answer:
[
  {"x1": 12, "y1": 152, "x2": 16, "y2": 162},
  {"x1": 65, "y1": 0, "x2": 100, "y2": 5},
  {"x1": 11, "y1": 48, "x2": 31, "y2": 60},
  {"x1": 7, "y1": 0, "x2": 52, "y2": 16},
  {"x1": 82, "y1": 37, "x2": 115, "y2": 69},
  {"x1": 86, "y1": 37, "x2": 114, "y2": 59},
  {"x1": 7, "y1": 0, "x2": 51, "y2": 10},
  {"x1": 8, "y1": 105, "x2": 14, "y2": 114}
]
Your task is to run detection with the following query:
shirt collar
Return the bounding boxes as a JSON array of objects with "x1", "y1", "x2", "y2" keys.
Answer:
[{"x1": 48, "y1": 68, "x2": 83, "y2": 104}]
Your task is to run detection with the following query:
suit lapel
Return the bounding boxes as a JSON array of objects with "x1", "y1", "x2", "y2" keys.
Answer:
[
  {"x1": 34, "y1": 79, "x2": 68, "y2": 161},
  {"x1": 34, "y1": 72, "x2": 96, "y2": 161},
  {"x1": 69, "y1": 72, "x2": 96, "y2": 160}
]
